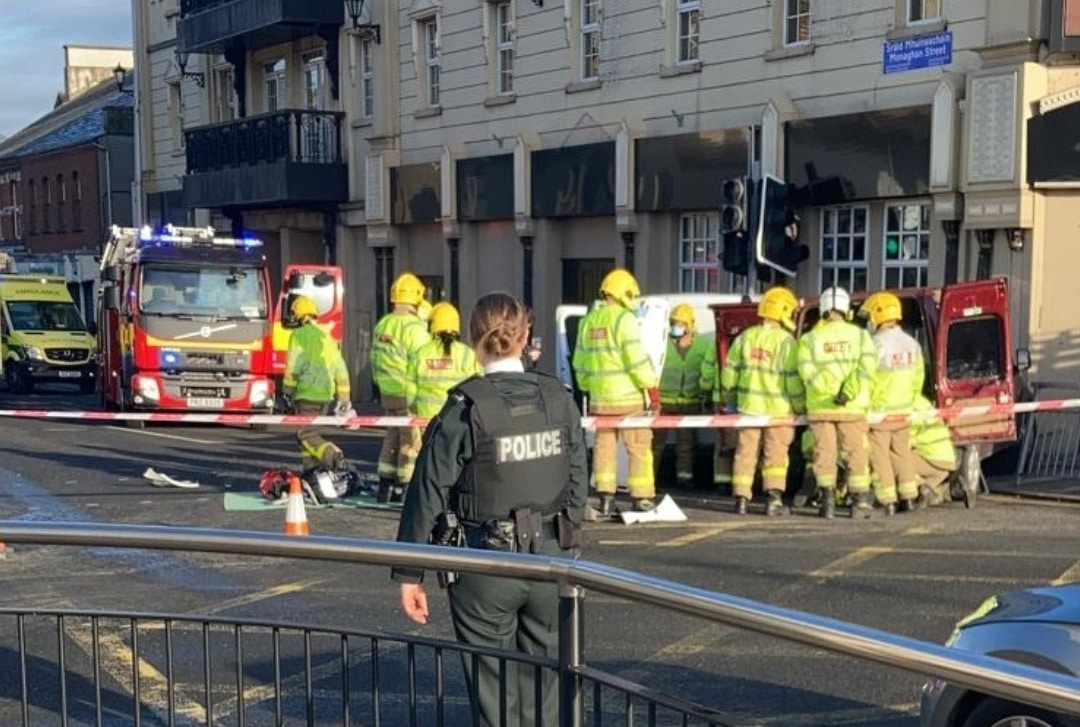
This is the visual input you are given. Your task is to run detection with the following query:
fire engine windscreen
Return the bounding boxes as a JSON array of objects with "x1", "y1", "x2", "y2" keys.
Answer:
[
  {"x1": 7, "y1": 301, "x2": 87, "y2": 332},
  {"x1": 139, "y1": 265, "x2": 268, "y2": 319}
]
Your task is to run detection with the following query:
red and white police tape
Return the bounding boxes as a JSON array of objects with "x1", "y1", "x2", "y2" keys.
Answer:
[{"x1": 1, "y1": 397, "x2": 1079, "y2": 428}]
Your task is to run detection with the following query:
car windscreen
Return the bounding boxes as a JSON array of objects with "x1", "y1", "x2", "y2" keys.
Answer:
[
  {"x1": 140, "y1": 265, "x2": 267, "y2": 319},
  {"x1": 945, "y1": 316, "x2": 1004, "y2": 381},
  {"x1": 6, "y1": 300, "x2": 87, "y2": 332}
]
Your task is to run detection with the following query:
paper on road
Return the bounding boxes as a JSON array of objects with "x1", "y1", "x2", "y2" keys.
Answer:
[
  {"x1": 142, "y1": 467, "x2": 201, "y2": 489},
  {"x1": 618, "y1": 494, "x2": 687, "y2": 525}
]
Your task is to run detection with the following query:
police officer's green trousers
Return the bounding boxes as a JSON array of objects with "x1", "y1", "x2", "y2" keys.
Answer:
[{"x1": 448, "y1": 565, "x2": 560, "y2": 727}]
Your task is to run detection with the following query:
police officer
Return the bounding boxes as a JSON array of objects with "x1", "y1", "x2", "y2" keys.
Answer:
[
  {"x1": 909, "y1": 395, "x2": 959, "y2": 507},
  {"x1": 281, "y1": 295, "x2": 352, "y2": 473},
  {"x1": 862, "y1": 292, "x2": 925, "y2": 515},
  {"x1": 405, "y1": 301, "x2": 482, "y2": 422},
  {"x1": 571, "y1": 268, "x2": 660, "y2": 515},
  {"x1": 721, "y1": 287, "x2": 805, "y2": 516},
  {"x1": 393, "y1": 291, "x2": 588, "y2": 727},
  {"x1": 371, "y1": 273, "x2": 432, "y2": 502},
  {"x1": 651, "y1": 303, "x2": 712, "y2": 488},
  {"x1": 797, "y1": 287, "x2": 877, "y2": 518}
]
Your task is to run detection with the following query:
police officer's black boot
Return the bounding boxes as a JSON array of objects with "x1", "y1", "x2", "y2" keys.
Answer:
[
  {"x1": 819, "y1": 489, "x2": 836, "y2": 519},
  {"x1": 376, "y1": 478, "x2": 394, "y2": 504},
  {"x1": 765, "y1": 490, "x2": 785, "y2": 517},
  {"x1": 733, "y1": 496, "x2": 748, "y2": 516}
]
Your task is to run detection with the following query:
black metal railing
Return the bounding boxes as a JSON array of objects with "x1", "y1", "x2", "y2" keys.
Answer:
[
  {"x1": 185, "y1": 110, "x2": 345, "y2": 175},
  {"x1": 179, "y1": 0, "x2": 231, "y2": 16},
  {"x1": 2, "y1": 522, "x2": 1080, "y2": 727}
]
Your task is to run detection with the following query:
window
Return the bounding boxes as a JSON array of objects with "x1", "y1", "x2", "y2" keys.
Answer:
[
  {"x1": 495, "y1": 1, "x2": 514, "y2": 95},
  {"x1": 420, "y1": 18, "x2": 440, "y2": 107},
  {"x1": 784, "y1": 0, "x2": 811, "y2": 46},
  {"x1": 10, "y1": 180, "x2": 19, "y2": 239},
  {"x1": 945, "y1": 317, "x2": 1003, "y2": 381},
  {"x1": 264, "y1": 59, "x2": 286, "y2": 113},
  {"x1": 42, "y1": 177, "x2": 50, "y2": 233},
  {"x1": 213, "y1": 67, "x2": 236, "y2": 122},
  {"x1": 883, "y1": 203, "x2": 930, "y2": 289},
  {"x1": 302, "y1": 51, "x2": 326, "y2": 110},
  {"x1": 27, "y1": 181, "x2": 36, "y2": 235},
  {"x1": 581, "y1": 0, "x2": 601, "y2": 80},
  {"x1": 676, "y1": 0, "x2": 700, "y2": 64},
  {"x1": 907, "y1": 0, "x2": 940, "y2": 23},
  {"x1": 678, "y1": 213, "x2": 722, "y2": 292},
  {"x1": 168, "y1": 81, "x2": 184, "y2": 151},
  {"x1": 819, "y1": 206, "x2": 869, "y2": 293},
  {"x1": 72, "y1": 172, "x2": 81, "y2": 231},
  {"x1": 360, "y1": 39, "x2": 375, "y2": 119},
  {"x1": 57, "y1": 174, "x2": 66, "y2": 232}
]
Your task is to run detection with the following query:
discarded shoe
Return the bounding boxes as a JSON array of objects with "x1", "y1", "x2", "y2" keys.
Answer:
[{"x1": 733, "y1": 496, "x2": 748, "y2": 516}]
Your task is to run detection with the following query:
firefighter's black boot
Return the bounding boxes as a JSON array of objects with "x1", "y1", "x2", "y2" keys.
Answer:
[
  {"x1": 376, "y1": 478, "x2": 394, "y2": 504},
  {"x1": 898, "y1": 498, "x2": 914, "y2": 513},
  {"x1": 883, "y1": 501, "x2": 898, "y2": 517},
  {"x1": 390, "y1": 485, "x2": 405, "y2": 504},
  {"x1": 851, "y1": 492, "x2": 873, "y2": 519},
  {"x1": 598, "y1": 495, "x2": 615, "y2": 517},
  {"x1": 733, "y1": 496, "x2": 748, "y2": 516},
  {"x1": 819, "y1": 489, "x2": 835, "y2": 519},
  {"x1": 765, "y1": 490, "x2": 785, "y2": 517}
]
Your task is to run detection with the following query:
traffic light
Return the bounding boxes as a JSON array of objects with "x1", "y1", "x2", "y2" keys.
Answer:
[
  {"x1": 721, "y1": 231, "x2": 749, "y2": 276},
  {"x1": 753, "y1": 174, "x2": 810, "y2": 277},
  {"x1": 720, "y1": 177, "x2": 748, "y2": 234}
]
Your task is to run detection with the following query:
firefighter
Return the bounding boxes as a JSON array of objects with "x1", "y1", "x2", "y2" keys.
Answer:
[
  {"x1": 371, "y1": 273, "x2": 433, "y2": 503},
  {"x1": 281, "y1": 295, "x2": 352, "y2": 473},
  {"x1": 651, "y1": 303, "x2": 712, "y2": 488},
  {"x1": 796, "y1": 286, "x2": 877, "y2": 518},
  {"x1": 572, "y1": 268, "x2": 660, "y2": 514},
  {"x1": 862, "y1": 291, "x2": 925, "y2": 515},
  {"x1": 405, "y1": 301, "x2": 483, "y2": 423},
  {"x1": 909, "y1": 395, "x2": 959, "y2": 507},
  {"x1": 700, "y1": 344, "x2": 737, "y2": 493},
  {"x1": 720, "y1": 287, "x2": 804, "y2": 516},
  {"x1": 394, "y1": 291, "x2": 588, "y2": 727}
]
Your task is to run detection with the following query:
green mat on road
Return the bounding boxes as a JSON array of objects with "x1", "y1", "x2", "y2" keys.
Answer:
[{"x1": 223, "y1": 491, "x2": 403, "y2": 512}]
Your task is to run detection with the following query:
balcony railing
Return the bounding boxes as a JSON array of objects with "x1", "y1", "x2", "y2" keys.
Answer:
[
  {"x1": 186, "y1": 109, "x2": 344, "y2": 174},
  {"x1": 177, "y1": 0, "x2": 344, "y2": 54}
]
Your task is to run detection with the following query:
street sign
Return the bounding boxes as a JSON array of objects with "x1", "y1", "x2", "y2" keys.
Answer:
[{"x1": 883, "y1": 30, "x2": 952, "y2": 75}]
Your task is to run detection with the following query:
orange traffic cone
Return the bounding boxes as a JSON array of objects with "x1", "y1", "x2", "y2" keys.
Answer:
[{"x1": 285, "y1": 475, "x2": 310, "y2": 537}]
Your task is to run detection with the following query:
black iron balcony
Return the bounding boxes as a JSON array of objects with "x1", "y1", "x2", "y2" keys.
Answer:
[
  {"x1": 178, "y1": 0, "x2": 344, "y2": 55},
  {"x1": 183, "y1": 109, "x2": 348, "y2": 210}
]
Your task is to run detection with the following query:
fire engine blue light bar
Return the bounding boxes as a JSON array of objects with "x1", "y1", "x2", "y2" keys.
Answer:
[{"x1": 136, "y1": 225, "x2": 263, "y2": 248}]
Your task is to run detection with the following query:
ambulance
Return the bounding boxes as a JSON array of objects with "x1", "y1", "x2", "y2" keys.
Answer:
[{"x1": 0, "y1": 275, "x2": 96, "y2": 394}]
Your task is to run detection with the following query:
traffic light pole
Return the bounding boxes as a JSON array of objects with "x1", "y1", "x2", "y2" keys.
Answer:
[{"x1": 743, "y1": 168, "x2": 760, "y2": 299}]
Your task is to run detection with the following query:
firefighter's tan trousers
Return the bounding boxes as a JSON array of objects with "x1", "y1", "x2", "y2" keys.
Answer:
[
  {"x1": 376, "y1": 394, "x2": 421, "y2": 486},
  {"x1": 731, "y1": 426, "x2": 796, "y2": 500},
  {"x1": 592, "y1": 402, "x2": 654, "y2": 499},
  {"x1": 808, "y1": 415, "x2": 871, "y2": 493},
  {"x1": 913, "y1": 455, "x2": 956, "y2": 504},
  {"x1": 651, "y1": 403, "x2": 698, "y2": 483},
  {"x1": 869, "y1": 422, "x2": 920, "y2": 504}
]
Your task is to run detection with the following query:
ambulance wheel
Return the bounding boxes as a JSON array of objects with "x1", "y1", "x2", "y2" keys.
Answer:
[
  {"x1": 959, "y1": 446, "x2": 981, "y2": 509},
  {"x1": 6, "y1": 365, "x2": 32, "y2": 394}
]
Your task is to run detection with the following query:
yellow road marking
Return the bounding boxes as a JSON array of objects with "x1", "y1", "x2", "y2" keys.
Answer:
[
  {"x1": 807, "y1": 546, "x2": 893, "y2": 578},
  {"x1": 656, "y1": 523, "x2": 752, "y2": 548},
  {"x1": 192, "y1": 579, "x2": 325, "y2": 616},
  {"x1": 1052, "y1": 558, "x2": 1080, "y2": 585}
]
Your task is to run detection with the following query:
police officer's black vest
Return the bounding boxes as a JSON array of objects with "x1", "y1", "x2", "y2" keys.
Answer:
[{"x1": 452, "y1": 373, "x2": 573, "y2": 522}]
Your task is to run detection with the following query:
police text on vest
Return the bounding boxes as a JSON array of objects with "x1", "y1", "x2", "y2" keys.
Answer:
[{"x1": 497, "y1": 430, "x2": 563, "y2": 463}]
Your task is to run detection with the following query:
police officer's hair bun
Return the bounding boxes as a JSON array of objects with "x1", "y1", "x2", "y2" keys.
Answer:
[{"x1": 470, "y1": 292, "x2": 529, "y2": 360}]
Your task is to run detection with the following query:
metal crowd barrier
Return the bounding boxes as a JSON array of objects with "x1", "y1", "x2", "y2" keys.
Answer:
[{"x1": 0, "y1": 522, "x2": 1079, "y2": 727}]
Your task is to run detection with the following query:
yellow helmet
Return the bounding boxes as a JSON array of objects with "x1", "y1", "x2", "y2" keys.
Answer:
[
  {"x1": 290, "y1": 295, "x2": 319, "y2": 320},
  {"x1": 416, "y1": 299, "x2": 433, "y2": 322},
  {"x1": 862, "y1": 291, "x2": 902, "y2": 328},
  {"x1": 390, "y1": 272, "x2": 425, "y2": 306},
  {"x1": 429, "y1": 302, "x2": 460, "y2": 335},
  {"x1": 599, "y1": 268, "x2": 641, "y2": 306},
  {"x1": 758, "y1": 286, "x2": 798, "y2": 329},
  {"x1": 670, "y1": 303, "x2": 696, "y2": 329}
]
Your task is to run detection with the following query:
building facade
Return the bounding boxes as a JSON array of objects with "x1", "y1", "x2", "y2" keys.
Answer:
[{"x1": 136, "y1": 0, "x2": 1080, "y2": 397}]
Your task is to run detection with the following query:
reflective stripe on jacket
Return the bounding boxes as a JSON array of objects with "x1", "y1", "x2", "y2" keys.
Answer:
[
  {"x1": 405, "y1": 338, "x2": 483, "y2": 418},
  {"x1": 720, "y1": 323, "x2": 804, "y2": 416},
  {"x1": 283, "y1": 322, "x2": 349, "y2": 403},
  {"x1": 371, "y1": 312, "x2": 432, "y2": 398},
  {"x1": 571, "y1": 302, "x2": 658, "y2": 408},
  {"x1": 796, "y1": 319, "x2": 876, "y2": 414},
  {"x1": 659, "y1": 336, "x2": 712, "y2": 405},
  {"x1": 870, "y1": 326, "x2": 925, "y2": 413},
  {"x1": 911, "y1": 396, "x2": 957, "y2": 467}
]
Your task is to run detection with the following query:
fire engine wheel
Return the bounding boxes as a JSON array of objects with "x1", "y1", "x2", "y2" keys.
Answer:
[
  {"x1": 5, "y1": 365, "x2": 32, "y2": 395},
  {"x1": 959, "y1": 446, "x2": 981, "y2": 509}
]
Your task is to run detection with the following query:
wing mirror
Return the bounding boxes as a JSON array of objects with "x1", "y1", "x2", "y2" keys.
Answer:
[{"x1": 1014, "y1": 347, "x2": 1031, "y2": 372}]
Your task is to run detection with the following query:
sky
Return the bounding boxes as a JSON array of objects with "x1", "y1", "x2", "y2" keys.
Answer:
[{"x1": 0, "y1": 0, "x2": 133, "y2": 138}]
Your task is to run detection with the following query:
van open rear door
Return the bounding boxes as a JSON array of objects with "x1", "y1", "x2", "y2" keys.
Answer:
[
  {"x1": 712, "y1": 303, "x2": 760, "y2": 364},
  {"x1": 271, "y1": 265, "x2": 344, "y2": 377},
  {"x1": 934, "y1": 277, "x2": 1016, "y2": 445}
]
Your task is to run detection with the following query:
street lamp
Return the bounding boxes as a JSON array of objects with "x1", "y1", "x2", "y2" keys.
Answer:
[
  {"x1": 113, "y1": 64, "x2": 133, "y2": 96},
  {"x1": 345, "y1": 0, "x2": 381, "y2": 44},
  {"x1": 174, "y1": 49, "x2": 206, "y2": 88}
]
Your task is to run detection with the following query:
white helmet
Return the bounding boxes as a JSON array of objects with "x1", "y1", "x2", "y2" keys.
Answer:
[{"x1": 819, "y1": 287, "x2": 851, "y2": 315}]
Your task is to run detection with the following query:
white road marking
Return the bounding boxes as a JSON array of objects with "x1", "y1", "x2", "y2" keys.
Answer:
[{"x1": 105, "y1": 425, "x2": 218, "y2": 444}]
